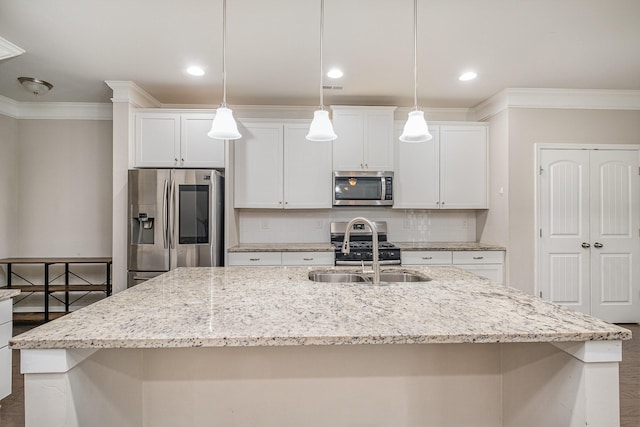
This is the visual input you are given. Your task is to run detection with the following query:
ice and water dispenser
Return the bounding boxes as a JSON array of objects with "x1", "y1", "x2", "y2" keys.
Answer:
[{"x1": 131, "y1": 205, "x2": 155, "y2": 245}]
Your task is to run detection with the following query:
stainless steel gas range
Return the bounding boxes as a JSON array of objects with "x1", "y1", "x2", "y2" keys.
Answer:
[{"x1": 330, "y1": 221, "x2": 401, "y2": 265}]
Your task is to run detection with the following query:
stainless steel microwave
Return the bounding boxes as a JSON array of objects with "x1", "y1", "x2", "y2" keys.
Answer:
[{"x1": 333, "y1": 171, "x2": 394, "y2": 206}]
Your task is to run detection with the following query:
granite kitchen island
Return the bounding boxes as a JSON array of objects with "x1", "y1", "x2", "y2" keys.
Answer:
[{"x1": 11, "y1": 266, "x2": 630, "y2": 427}]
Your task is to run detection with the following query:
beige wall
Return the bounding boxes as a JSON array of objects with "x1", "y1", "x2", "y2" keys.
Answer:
[
  {"x1": 15, "y1": 119, "x2": 113, "y2": 256},
  {"x1": 0, "y1": 114, "x2": 18, "y2": 265},
  {"x1": 507, "y1": 108, "x2": 640, "y2": 294}
]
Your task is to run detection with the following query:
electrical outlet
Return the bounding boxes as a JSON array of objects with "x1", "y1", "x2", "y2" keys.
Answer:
[
  {"x1": 261, "y1": 219, "x2": 269, "y2": 230},
  {"x1": 462, "y1": 220, "x2": 468, "y2": 229}
]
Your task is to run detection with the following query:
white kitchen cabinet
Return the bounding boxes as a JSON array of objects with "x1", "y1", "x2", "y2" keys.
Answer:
[
  {"x1": 234, "y1": 122, "x2": 332, "y2": 209},
  {"x1": 281, "y1": 252, "x2": 334, "y2": 266},
  {"x1": 228, "y1": 252, "x2": 283, "y2": 266},
  {"x1": 394, "y1": 124, "x2": 488, "y2": 209},
  {"x1": 402, "y1": 250, "x2": 504, "y2": 284},
  {"x1": 538, "y1": 148, "x2": 640, "y2": 322},
  {"x1": 0, "y1": 298, "x2": 13, "y2": 400},
  {"x1": 228, "y1": 251, "x2": 334, "y2": 266},
  {"x1": 453, "y1": 251, "x2": 505, "y2": 284},
  {"x1": 401, "y1": 250, "x2": 452, "y2": 265},
  {"x1": 332, "y1": 106, "x2": 395, "y2": 171},
  {"x1": 135, "y1": 111, "x2": 225, "y2": 168},
  {"x1": 439, "y1": 126, "x2": 488, "y2": 209}
]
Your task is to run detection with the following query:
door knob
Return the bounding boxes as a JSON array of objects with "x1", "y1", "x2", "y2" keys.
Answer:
[
  {"x1": 594, "y1": 242, "x2": 604, "y2": 248},
  {"x1": 581, "y1": 242, "x2": 591, "y2": 248}
]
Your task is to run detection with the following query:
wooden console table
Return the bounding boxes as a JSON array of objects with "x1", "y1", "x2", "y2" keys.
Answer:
[{"x1": 0, "y1": 257, "x2": 112, "y2": 321}]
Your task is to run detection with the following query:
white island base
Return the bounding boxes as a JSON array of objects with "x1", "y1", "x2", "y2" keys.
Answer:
[{"x1": 21, "y1": 340, "x2": 621, "y2": 427}]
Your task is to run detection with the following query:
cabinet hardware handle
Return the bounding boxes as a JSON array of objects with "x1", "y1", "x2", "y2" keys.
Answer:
[
  {"x1": 422, "y1": 256, "x2": 433, "y2": 260},
  {"x1": 249, "y1": 258, "x2": 260, "y2": 261},
  {"x1": 594, "y1": 242, "x2": 604, "y2": 248},
  {"x1": 285, "y1": 201, "x2": 288, "y2": 205},
  {"x1": 174, "y1": 158, "x2": 178, "y2": 162},
  {"x1": 365, "y1": 163, "x2": 368, "y2": 169},
  {"x1": 360, "y1": 163, "x2": 364, "y2": 169},
  {"x1": 181, "y1": 158, "x2": 184, "y2": 162},
  {"x1": 303, "y1": 258, "x2": 314, "y2": 261},
  {"x1": 442, "y1": 202, "x2": 445, "y2": 206},
  {"x1": 581, "y1": 242, "x2": 591, "y2": 248},
  {"x1": 473, "y1": 256, "x2": 484, "y2": 260}
]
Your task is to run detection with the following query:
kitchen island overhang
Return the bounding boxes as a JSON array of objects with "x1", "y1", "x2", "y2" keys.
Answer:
[{"x1": 11, "y1": 266, "x2": 630, "y2": 427}]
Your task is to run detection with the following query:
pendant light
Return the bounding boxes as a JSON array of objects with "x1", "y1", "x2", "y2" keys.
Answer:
[
  {"x1": 208, "y1": 0, "x2": 241, "y2": 140},
  {"x1": 399, "y1": 0, "x2": 432, "y2": 143},
  {"x1": 306, "y1": 0, "x2": 337, "y2": 141}
]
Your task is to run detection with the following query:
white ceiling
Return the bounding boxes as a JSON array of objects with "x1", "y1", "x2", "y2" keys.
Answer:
[{"x1": 0, "y1": 0, "x2": 639, "y2": 108}]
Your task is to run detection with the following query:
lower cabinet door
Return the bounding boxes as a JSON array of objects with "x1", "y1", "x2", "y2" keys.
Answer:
[{"x1": 455, "y1": 264, "x2": 504, "y2": 284}]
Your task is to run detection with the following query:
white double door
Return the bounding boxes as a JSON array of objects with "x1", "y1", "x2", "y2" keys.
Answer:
[{"x1": 539, "y1": 148, "x2": 640, "y2": 322}]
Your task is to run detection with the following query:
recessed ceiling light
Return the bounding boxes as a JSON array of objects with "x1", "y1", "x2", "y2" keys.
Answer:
[
  {"x1": 327, "y1": 68, "x2": 344, "y2": 79},
  {"x1": 459, "y1": 71, "x2": 477, "y2": 81},
  {"x1": 186, "y1": 66, "x2": 205, "y2": 76}
]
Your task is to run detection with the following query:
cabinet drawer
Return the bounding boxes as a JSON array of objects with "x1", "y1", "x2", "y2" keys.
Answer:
[
  {"x1": 0, "y1": 345, "x2": 10, "y2": 400},
  {"x1": 228, "y1": 252, "x2": 282, "y2": 266},
  {"x1": 401, "y1": 251, "x2": 452, "y2": 265},
  {"x1": 0, "y1": 299, "x2": 11, "y2": 324},
  {"x1": 453, "y1": 251, "x2": 504, "y2": 264},
  {"x1": 282, "y1": 252, "x2": 334, "y2": 266},
  {"x1": 0, "y1": 321, "x2": 11, "y2": 348}
]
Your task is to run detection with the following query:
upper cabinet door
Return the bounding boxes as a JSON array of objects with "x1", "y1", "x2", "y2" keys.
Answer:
[
  {"x1": 135, "y1": 113, "x2": 181, "y2": 167},
  {"x1": 233, "y1": 123, "x2": 284, "y2": 208},
  {"x1": 180, "y1": 114, "x2": 225, "y2": 168},
  {"x1": 283, "y1": 124, "x2": 332, "y2": 209},
  {"x1": 364, "y1": 110, "x2": 394, "y2": 171},
  {"x1": 439, "y1": 125, "x2": 488, "y2": 209},
  {"x1": 332, "y1": 109, "x2": 364, "y2": 170},
  {"x1": 393, "y1": 125, "x2": 440, "y2": 209},
  {"x1": 331, "y1": 106, "x2": 395, "y2": 171}
]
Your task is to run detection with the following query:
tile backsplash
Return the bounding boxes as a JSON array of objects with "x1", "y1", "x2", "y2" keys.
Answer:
[{"x1": 238, "y1": 209, "x2": 477, "y2": 243}]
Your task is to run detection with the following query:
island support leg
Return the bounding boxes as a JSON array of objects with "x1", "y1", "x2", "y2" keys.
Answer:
[
  {"x1": 21, "y1": 348, "x2": 143, "y2": 427},
  {"x1": 502, "y1": 340, "x2": 622, "y2": 427}
]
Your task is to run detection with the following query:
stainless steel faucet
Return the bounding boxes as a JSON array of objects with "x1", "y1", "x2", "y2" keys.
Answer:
[{"x1": 342, "y1": 217, "x2": 380, "y2": 284}]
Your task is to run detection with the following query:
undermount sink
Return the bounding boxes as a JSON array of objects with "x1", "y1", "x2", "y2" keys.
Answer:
[{"x1": 308, "y1": 270, "x2": 431, "y2": 284}]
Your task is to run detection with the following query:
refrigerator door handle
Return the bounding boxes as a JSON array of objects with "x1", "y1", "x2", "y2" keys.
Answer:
[
  {"x1": 169, "y1": 177, "x2": 176, "y2": 249},
  {"x1": 162, "y1": 179, "x2": 168, "y2": 249}
]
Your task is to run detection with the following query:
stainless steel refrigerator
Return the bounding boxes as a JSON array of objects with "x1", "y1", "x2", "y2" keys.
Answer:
[{"x1": 127, "y1": 169, "x2": 224, "y2": 287}]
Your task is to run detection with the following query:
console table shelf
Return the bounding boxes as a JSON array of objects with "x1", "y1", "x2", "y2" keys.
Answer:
[{"x1": 0, "y1": 257, "x2": 112, "y2": 321}]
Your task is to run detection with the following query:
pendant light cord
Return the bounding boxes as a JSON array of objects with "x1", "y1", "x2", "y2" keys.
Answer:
[
  {"x1": 222, "y1": 0, "x2": 228, "y2": 108},
  {"x1": 412, "y1": 0, "x2": 418, "y2": 110},
  {"x1": 319, "y1": 0, "x2": 325, "y2": 110}
]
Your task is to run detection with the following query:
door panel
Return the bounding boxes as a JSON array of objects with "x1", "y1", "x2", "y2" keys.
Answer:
[
  {"x1": 539, "y1": 150, "x2": 590, "y2": 314},
  {"x1": 590, "y1": 150, "x2": 640, "y2": 322},
  {"x1": 171, "y1": 170, "x2": 221, "y2": 269},
  {"x1": 128, "y1": 169, "x2": 170, "y2": 272}
]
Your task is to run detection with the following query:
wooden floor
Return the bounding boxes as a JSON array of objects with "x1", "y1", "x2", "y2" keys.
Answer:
[{"x1": 1, "y1": 323, "x2": 639, "y2": 427}]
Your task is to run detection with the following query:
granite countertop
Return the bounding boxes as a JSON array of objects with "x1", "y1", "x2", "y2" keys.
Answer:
[
  {"x1": 395, "y1": 242, "x2": 506, "y2": 251},
  {"x1": 0, "y1": 289, "x2": 20, "y2": 301},
  {"x1": 228, "y1": 243, "x2": 334, "y2": 252},
  {"x1": 229, "y1": 242, "x2": 505, "y2": 252},
  {"x1": 10, "y1": 266, "x2": 629, "y2": 350}
]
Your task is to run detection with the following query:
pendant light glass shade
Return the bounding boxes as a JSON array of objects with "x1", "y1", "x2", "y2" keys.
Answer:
[
  {"x1": 208, "y1": 107, "x2": 241, "y2": 140},
  {"x1": 208, "y1": 0, "x2": 241, "y2": 141},
  {"x1": 306, "y1": 0, "x2": 337, "y2": 142},
  {"x1": 306, "y1": 110, "x2": 337, "y2": 141},
  {"x1": 399, "y1": 110, "x2": 432, "y2": 142},
  {"x1": 400, "y1": 0, "x2": 431, "y2": 143}
]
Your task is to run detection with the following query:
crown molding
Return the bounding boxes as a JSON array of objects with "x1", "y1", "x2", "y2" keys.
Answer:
[
  {"x1": 104, "y1": 80, "x2": 160, "y2": 108},
  {"x1": 474, "y1": 88, "x2": 640, "y2": 120},
  {"x1": 0, "y1": 95, "x2": 111, "y2": 120},
  {"x1": 0, "y1": 36, "x2": 25, "y2": 61}
]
